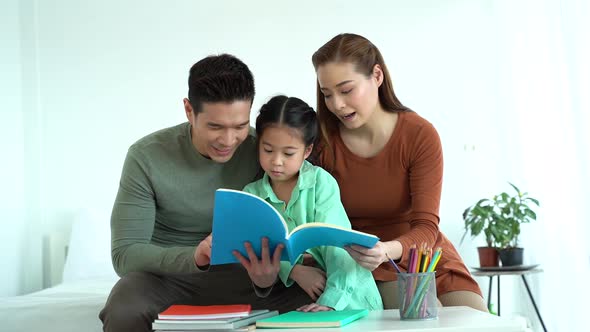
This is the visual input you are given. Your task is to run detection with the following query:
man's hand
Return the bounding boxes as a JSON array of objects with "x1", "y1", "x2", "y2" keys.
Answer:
[
  {"x1": 194, "y1": 234, "x2": 212, "y2": 269},
  {"x1": 290, "y1": 265, "x2": 326, "y2": 301},
  {"x1": 233, "y1": 237, "x2": 283, "y2": 289},
  {"x1": 297, "y1": 303, "x2": 334, "y2": 312},
  {"x1": 344, "y1": 240, "x2": 388, "y2": 271}
]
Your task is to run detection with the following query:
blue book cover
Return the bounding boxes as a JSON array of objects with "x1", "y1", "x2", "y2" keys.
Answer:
[{"x1": 210, "y1": 189, "x2": 379, "y2": 265}]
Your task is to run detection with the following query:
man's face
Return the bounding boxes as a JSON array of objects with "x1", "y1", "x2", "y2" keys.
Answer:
[{"x1": 184, "y1": 99, "x2": 251, "y2": 163}]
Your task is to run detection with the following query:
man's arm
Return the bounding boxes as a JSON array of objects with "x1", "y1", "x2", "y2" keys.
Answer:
[{"x1": 110, "y1": 147, "x2": 201, "y2": 276}]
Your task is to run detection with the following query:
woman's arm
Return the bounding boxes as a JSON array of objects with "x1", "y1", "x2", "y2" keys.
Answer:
[{"x1": 346, "y1": 121, "x2": 443, "y2": 270}]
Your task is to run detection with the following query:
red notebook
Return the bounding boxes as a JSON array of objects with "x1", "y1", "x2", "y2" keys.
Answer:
[{"x1": 158, "y1": 304, "x2": 252, "y2": 320}]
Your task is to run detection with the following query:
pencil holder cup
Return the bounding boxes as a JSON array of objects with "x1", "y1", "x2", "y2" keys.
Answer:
[{"x1": 397, "y1": 272, "x2": 438, "y2": 320}]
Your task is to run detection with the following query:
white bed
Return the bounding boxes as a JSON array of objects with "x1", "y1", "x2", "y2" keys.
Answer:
[{"x1": 0, "y1": 209, "x2": 119, "y2": 332}]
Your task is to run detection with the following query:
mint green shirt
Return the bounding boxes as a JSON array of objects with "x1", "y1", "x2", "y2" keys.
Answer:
[{"x1": 243, "y1": 161, "x2": 383, "y2": 310}]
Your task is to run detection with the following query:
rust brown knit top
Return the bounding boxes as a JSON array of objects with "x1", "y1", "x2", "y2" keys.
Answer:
[{"x1": 316, "y1": 111, "x2": 482, "y2": 296}]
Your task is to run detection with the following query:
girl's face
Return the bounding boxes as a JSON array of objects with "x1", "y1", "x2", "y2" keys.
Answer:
[
  {"x1": 259, "y1": 125, "x2": 312, "y2": 184},
  {"x1": 316, "y1": 61, "x2": 383, "y2": 129}
]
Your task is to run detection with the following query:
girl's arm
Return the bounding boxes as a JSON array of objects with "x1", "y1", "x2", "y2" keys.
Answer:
[
  {"x1": 310, "y1": 169, "x2": 382, "y2": 310},
  {"x1": 312, "y1": 246, "x2": 382, "y2": 310}
]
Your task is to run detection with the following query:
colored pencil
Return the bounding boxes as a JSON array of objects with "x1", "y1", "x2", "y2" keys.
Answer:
[{"x1": 385, "y1": 253, "x2": 402, "y2": 273}]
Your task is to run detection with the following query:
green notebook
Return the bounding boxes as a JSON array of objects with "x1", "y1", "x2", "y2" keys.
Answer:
[{"x1": 255, "y1": 309, "x2": 369, "y2": 328}]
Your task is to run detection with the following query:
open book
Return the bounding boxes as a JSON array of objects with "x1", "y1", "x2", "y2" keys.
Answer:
[{"x1": 210, "y1": 189, "x2": 379, "y2": 265}]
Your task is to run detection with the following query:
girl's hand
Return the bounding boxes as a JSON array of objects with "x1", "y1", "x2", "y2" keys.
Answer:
[
  {"x1": 233, "y1": 237, "x2": 283, "y2": 289},
  {"x1": 344, "y1": 241, "x2": 388, "y2": 271},
  {"x1": 290, "y1": 265, "x2": 326, "y2": 301},
  {"x1": 297, "y1": 303, "x2": 334, "y2": 312}
]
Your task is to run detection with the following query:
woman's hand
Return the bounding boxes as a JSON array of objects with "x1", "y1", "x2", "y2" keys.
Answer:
[
  {"x1": 290, "y1": 265, "x2": 326, "y2": 301},
  {"x1": 297, "y1": 303, "x2": 334, "y2": 312},
  {"x1": 194, "y1": 234, "x2": 212, "y2": 268},
  {"x1": 233, "y1": 237, "x2": 283, "y2": 289},
  {"x1": 344, "y1": 240, "x2": 389, "y2": 271}
]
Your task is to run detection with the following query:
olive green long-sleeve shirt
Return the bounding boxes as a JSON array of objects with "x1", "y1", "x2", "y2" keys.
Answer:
[{"x1": 111, "y1": 122, "x2": 259, "y2": 276}]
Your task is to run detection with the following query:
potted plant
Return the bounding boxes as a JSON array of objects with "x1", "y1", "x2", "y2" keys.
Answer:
[
  {"x1": 461, "y1": 198, "x2": 501, "y2": 267},
  {"x1": 461, "y1": 183, "x2": 539, "y2": 267}
]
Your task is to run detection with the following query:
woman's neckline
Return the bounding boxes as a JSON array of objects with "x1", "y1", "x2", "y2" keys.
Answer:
[{"x1": 336, "y1": 111, "x2": 405, "y2": 160}]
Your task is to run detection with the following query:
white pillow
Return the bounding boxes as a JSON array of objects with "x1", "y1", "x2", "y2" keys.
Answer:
[{"x1": 62, "y1": 208, "x2": 118, "y2": 283}]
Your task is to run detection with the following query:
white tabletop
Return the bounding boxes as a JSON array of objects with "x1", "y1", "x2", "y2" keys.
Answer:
[{"x1": 260, "y1": 306, "x2": 526, "y2": 332}]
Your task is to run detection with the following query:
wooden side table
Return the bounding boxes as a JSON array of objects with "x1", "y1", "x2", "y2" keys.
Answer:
[{"x1": 471, "y1": 267, "x2": 547, "y2": 332}]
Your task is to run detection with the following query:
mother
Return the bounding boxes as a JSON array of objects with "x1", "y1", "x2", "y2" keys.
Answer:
[{"x1": 310, "y1": 33, "x2": 487, "y2": 311}]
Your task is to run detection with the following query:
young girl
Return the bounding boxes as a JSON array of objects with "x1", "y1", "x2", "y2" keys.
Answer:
[{"x1": 240, "y1": 95, "x2": 383, "y2": 312}]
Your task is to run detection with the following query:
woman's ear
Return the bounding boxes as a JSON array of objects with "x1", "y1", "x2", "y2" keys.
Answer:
[
  {"x1": 373, "y1": 64, "x2": 384, "y2": 87},
  {"x1": 304, "y1": 144, "x2": 314, "y2": 159}
]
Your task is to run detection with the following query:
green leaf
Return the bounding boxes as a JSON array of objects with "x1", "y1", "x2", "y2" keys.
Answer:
[
  {"x1": 500, "y1": 192, "x2": 510, "y2": 202},
  {"x1": 508, "y1": 182, "x2": 521, "y2": 194},
  {"x1": 525, "y1": 209, "x2": 537, "y2": 220}
]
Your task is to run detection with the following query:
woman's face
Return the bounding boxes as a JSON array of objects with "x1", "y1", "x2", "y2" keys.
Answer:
[{"x1": 316, "y1": 61, "x2": 382, "y2": 129}]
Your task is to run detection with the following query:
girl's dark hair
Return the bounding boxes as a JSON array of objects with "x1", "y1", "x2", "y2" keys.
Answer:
[{"x1": 256, "y1": 95, "x2": 318, "y2": 147}]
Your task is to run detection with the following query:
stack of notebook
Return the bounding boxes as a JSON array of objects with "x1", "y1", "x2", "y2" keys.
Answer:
[{"x1": 152, "y1": 304, "x2": 277, "y2": 331}]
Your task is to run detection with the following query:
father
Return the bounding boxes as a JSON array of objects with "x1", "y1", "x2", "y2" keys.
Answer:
[{"x1": 99, "y1": 54, "x2": 311, "y2": 332}]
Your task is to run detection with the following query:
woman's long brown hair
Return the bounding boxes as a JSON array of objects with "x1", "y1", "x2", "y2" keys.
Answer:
[{"x1": 311, "y1": 33, "x2": 411, "y2": 169}]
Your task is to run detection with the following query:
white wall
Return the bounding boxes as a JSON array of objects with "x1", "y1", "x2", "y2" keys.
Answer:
[
  {"x1": 1, "y1": 0, "x2": 46, "y2": 296},
  {"x1": 0, "y1": 0, "x2": 26, "y2": 297},
  {"x1": 3, "y1": 0, "x2": 503, "y2": 291}
]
